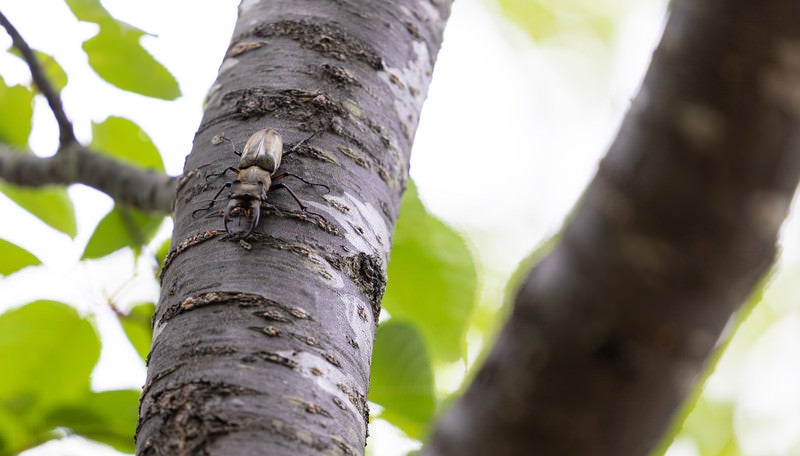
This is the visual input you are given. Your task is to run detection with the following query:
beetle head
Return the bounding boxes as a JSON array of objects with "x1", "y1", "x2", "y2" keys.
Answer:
[{"x1": 223, "y1": 197, "x2": 261, "y2": 239}]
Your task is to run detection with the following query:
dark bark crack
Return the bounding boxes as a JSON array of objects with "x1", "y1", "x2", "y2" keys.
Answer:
[
  {"x1": 252, "y1": 19, "x2": 384, "y2": 70},
  {"x1": 326, "y1": 252, "x2": 386, "y2": 322},
  {"x1": 137, "y1": 381, "x2": 261, "y2": 456},
  {"x1": 221, "y1": 88, "x2": 346, "y2": 131}
]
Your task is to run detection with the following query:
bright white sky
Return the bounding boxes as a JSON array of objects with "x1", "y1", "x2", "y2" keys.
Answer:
[{"x1": 2, "y1": 1, "x2": 800, "y2": 455}]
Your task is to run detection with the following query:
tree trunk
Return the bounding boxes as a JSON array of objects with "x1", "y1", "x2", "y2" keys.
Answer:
[
  {"x1": 136, "y1": 1, "x2": 452, "y2": 454},
  {"x1": 424, "y1": 0, "x2": 800, "y2": 455}
]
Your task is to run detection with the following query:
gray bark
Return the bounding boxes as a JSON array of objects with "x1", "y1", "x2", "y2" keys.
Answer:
[
  {"x1": 137, "y1": 1, "x2": 451, "y2": 455},
  {"x1": 424, "y1": 0, "x2": 800, "y2": 455}
]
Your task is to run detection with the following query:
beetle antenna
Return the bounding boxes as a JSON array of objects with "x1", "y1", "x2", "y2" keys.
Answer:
[
  {"x1": 284, "y1": 129, "x2": 324, "y2": 157},
  {"x1": 214, "y1": 133, "x2": 240, "y2": 156}
]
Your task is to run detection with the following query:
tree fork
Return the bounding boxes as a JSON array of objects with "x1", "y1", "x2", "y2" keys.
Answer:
[{"x1": 137, "y1": 1, "x2": 452, "y2": 455}]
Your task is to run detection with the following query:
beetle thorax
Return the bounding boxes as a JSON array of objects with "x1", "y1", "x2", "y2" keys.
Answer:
[
  {"x1": 235, "y1": 167, "x2": 271, "y2": 194},
  {"x1": 230, "y1": 174, "x2": 270, "y2": 200}
]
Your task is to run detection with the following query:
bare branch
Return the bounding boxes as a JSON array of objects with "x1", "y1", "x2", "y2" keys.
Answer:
[
  {"x1": 0, "y1": 10, "x2": 77, "y2": 146},
  {"x1": 0, "y1": 142, "x2": 176, "y2": 214}
]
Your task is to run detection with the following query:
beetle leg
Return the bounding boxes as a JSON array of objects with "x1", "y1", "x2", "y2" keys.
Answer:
[
  {"x1": 205, "y1": 167, "x2": 239, "y2": 182},
  {"x1": 272, "y1": 172, "x2": 331, "y2": 193},
  {"x1": 192, "y1": 182, "x2": 232, "y2": 218},
  {"x1": 271, "y1": 183, "x2": 327, "y2": 222}
]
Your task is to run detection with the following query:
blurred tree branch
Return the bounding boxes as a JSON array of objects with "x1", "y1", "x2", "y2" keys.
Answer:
[{"x1": 425, "y1": 0, "x2": 800, "y2": 454}]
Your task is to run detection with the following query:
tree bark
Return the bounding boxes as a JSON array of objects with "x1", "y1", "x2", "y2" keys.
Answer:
[
  {"x1": 424, "y1": 1, "x2": 800, "y2": 455},
  {"x1": 136, "y1": 1, "x2": 451, "y2": 455}
]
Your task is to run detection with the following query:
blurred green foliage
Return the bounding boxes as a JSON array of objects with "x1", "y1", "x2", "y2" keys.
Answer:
[
  {"x1": 0, "y1": 301, "x2": 138, "y2": 454},
  {"x1": 494, "y1": 0, "x2": 635, "y2": 44}
]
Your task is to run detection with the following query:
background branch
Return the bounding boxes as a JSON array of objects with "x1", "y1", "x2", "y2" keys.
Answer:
[
  {"x1": 424, "y1": 0, "x2": 800, "y2": 454},
  {"x1": 0, "y1": 10, "x2": 77, "y2": 146},
  {"x1": 0, "y1": 142, "x2": 176, "y2": 214}
]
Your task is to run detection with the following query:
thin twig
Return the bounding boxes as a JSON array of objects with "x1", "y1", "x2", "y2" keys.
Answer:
[{"x1": 0, "y1": 10, "x2": 77, "y2": 146}]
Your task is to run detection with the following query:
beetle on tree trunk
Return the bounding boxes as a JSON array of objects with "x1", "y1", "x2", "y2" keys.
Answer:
[{"x1": 194, "y1": 128, "x2": 329, "y2": 239}]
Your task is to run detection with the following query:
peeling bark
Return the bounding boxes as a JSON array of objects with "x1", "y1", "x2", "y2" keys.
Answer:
[
  {"x1": 137, "y1": 1, "x2": 451, "y2": 454},
  {"x1": 424, "y1": 1, "x2": 800, "y2": 455}
]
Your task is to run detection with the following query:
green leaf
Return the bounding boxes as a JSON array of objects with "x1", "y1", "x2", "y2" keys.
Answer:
[
  {"x1": 0, "y1": 76, "x2": 34, "y2": 147},
  {"x1": 381, "y1": 181, "x2": 477, "y2": 362},
  {"x1": 46, "y1": 389, "x2": 139, "y2": 453},
  {"x1": 64, "y1": 0, "x2": 113, "y2": 24},
  {"x1": 82, "y1": 205, "x2": 164, "y2": 259},
  {"x1": 0, "y1": 184, "x2": 78, "y2": 238},
  {"x1": 0, "y1": 405, "x2": 35, "y2": 455},
  {"x1": 0, "y1": 238, "x2": 41, "y2": 276},
  {"x1": 498, "y1": 0, "x2": 558, "y2": 42},
  {"x1": 8, "y1": 48, "x2": 68, "y2": 92},
  {"x1": 82, "y1": 27, "x2": 180, "y2": 99},
  {"x1": 65, "y1": 0, "x2": 180, "y2": 99},
  {"x1": 678, "y1": 399, "x2": 740, "y2": 455},
  {"x1": 118, "y1": 302, "x2": 154, "y2": 361},
  {"x1": 64, "y1": 0, "x2": 181, "y2": 101},
  {"x1": 91, "y1": 116, "x2": 164, "y2": 171},
  {"x1": 0, "y1": 301, "x2": 100, "y2": 423},
  {"x1": 369, "y1": 321, "x2": 436, "y2": 439},
  {"x1": 497, "y1": 0, "x2": 628, "y2": 45},
  {"x1": 0, "y1": 77, "x2": 77, "y2": 237},
  {"x1": 155, "y1": 237, "x2": 171, "y2": 271}
]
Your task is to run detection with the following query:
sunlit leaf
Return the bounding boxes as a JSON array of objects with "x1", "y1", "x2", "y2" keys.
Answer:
[
  {"x1": 91, "y1": 116, "x2": 164, "y2": 172},
  {"x1": 0, "y1": 184, "x2": 78, "y2": 238},
  {"x1": 0, "y1": 238, "x2": 41, "y2": 276},
  {"x1": 0, "y1": 301, "x2": 100, "y2": 424},
  {"x1": 497, "y1": 0, "x2": 558, "y2": 41},
  {"x1": 497, "y1": 0, "x2": 631, "y2": 45},
  {"x1": 0, "y1": 76, "x2": 34, "y2": 147},
  {"x1": 369, "y1": 321, "x2": 436, "y2": 439},
  {"x1": 64, "y1": 0, "x2": 113, "y2": 24},
  {"x1": 117, "y1": 302, "x2": 154, "y2": 361},
  {"x1": 82, "y1": 205, "x2": 164, "y2": 259},
  {"x1": 46, "y1": 389, "x2": 139, "y2": 453},
  {"x1": 0, "y1": 405, "x2": 32, "y2": 454},
  {"x1": 0, "y1": 76, "x2": 77, "y2": 237},
  {"x1": 84, "y1": 26, "x2": 180, "y2": 99},
  {"x1": 679, "y1": 399, "x2": 740, "y2": 455},
  {"x1": 381, "y1": 181, "x2": 477, "y2": 362},
  {"x1": 65, "y1": 0, "x2": 180, "y2": 99},
  {"x1": 155, "y1": 237, "x2": 171, "y2": 271},
  {"x1": 8, "y1": 48, "x2": 68, "y2": 92}
]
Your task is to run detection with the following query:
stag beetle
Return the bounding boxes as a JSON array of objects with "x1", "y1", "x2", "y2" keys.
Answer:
[{"x1": 193, "y1": 129, "x2": 328, "y2": 239}]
